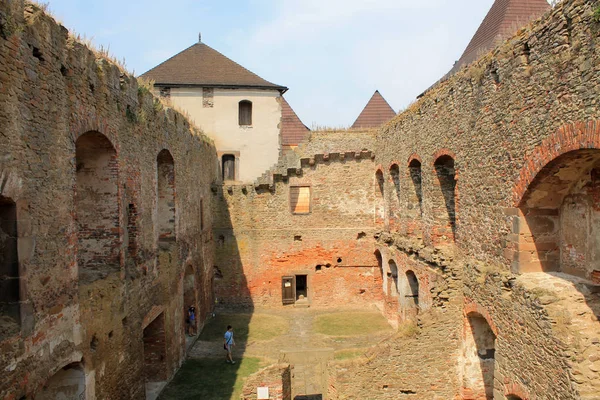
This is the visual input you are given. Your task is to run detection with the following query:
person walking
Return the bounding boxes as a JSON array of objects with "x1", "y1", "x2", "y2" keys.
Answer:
[
  {"x1": 187, "y1": 306, "x2": 196, "y2": 336},
  {"x1": 224, "y1": 325, "x2": 235, "y2": 364}
]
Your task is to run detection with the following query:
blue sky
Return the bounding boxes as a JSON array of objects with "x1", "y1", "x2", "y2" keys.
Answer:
[{"x1": 47, "y1": 0, "x2": 549, "y2": 127}]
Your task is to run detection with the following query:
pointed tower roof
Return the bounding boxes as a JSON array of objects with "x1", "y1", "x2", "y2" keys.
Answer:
[
  {"x1": 140, "y1": 42, "x2": 287, "y2": 91},
  {"x1": 351, "y1": 91, "x2": 396, "y2": 129},
  {"x1": 449, "y1": 0, "x2": 550, "y2": 74},
  {"x1": 281, "y1": 97, "x2": 310, "y2": 147}
]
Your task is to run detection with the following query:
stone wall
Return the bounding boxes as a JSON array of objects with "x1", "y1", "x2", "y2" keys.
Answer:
[
  {"x1": 214, "y1": 149, "x2": 383, "y2": 309},
  {"x1": 372, "y1": 0, "x2": 600, "y2": 398},
  {"x1": 0, "y1": 2, "x2": 217, "y2": 399}
]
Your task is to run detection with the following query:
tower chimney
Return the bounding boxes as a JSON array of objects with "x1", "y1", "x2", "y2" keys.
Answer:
[{"x1": 198, "y1": 32, "x2": 202, "y2": 43}]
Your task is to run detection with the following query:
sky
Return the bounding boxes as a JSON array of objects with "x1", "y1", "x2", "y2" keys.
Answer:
[{"x1": 46, "y1": 0, "x2": 551, "y2": 128}]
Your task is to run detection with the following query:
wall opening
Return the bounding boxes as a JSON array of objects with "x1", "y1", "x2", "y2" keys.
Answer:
[
  {"x1": 389, "y1": 164, "x2": 400, "y2": 227},
  {"x1": 376, "y1": 170, "x2": 384, "y2": 197},
  {"x1": 514, "y1": 149, "x2": 600, "y2": 280},
  {"x1": 295, "y1": 275, "x2": 307, "y2": 300},
  {"x1": 433, "y1": 155, "x2": 456, "y2": 243},
  {"x1": 143, "y1": 313, "x2": 167, "y2": 383},
  {"x1": 0, "y1": 195, "x2": 19, "y2": 337},
  {"x1": 157, "y1": 150, "x2": 176, "y2": 247},
  {"x1": 405, "y1": 270, "x2": 419, "y2": 309},
  {"x1": 506, "y1": 396, "x2": 522, "y2": 400},
  {"x1": 290, "y1": 186, "x2": 311, "y2": 215},
  {"x1": 222, "y1": 154, "x2": 235, "y2": 181},
  {"x1": 408, "y1": 159, "x2": 423, "y2": 217},
  {"x1": 388, "y1": 260, "x2": 398, "y2": 296},
  {"x1": 239, "y1": 100, "x2": 252, "y2": 126},
  {"x1": 462, "y1": 312, "x2": 496, "y2": 400},
  {"x1": 75, "y1": 131, "x2": 120, "y2": 284},
  {"x1": 376, "y1": 170, "x2": 385, "y2": 225},
  {"x1": 34, "y1": 362, "x2": 85, "y2": 400}
]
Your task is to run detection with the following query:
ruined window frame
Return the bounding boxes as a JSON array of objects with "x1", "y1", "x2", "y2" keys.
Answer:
[{"x1": 289, "y1": 185, "x2": 312, "y2": 215}]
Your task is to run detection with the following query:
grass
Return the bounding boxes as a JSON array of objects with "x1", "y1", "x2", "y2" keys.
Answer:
[
  {"x1": 313, "y1": 312, "x2": 392, "y2": 337},
  {"x1": 334, "y1": 348, "x2": 368, "y2": 361},
  {"x1": 199, "y1": 313, "x2": 288, "y2": 343},
  {"x1": 158, "y1": 357, "x2": 263, "y2": 400}
]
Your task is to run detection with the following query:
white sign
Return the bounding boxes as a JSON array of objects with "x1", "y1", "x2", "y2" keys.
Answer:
[{"x1": 257, "y1": 386, "x2": 269, "y2": 399}]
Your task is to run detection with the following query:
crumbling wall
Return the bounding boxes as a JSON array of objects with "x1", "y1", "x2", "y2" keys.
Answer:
[
  {"x1": 214, "y1": 151, "x2": 382, "y2": 308},
  {"x1": 372, "y1": 0, "x2": 599, "y2": 398},
  {"x1": 0, "y1": 2, "x2": 217, "y2": 398}
]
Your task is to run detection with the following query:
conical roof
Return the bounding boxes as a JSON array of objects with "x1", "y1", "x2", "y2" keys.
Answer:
[
  {"x1": 449, "y1": 0, "x2": 550, "y2": 74},
  {"x1": 281, "y1": 97, "x2": 310, "y2": 147},
  {"x1": 140, "y1": 42, "x2": 287, "y2": 91},
  {"x1": 351, "y1": 91, "x2": 396, "y2": 129}
]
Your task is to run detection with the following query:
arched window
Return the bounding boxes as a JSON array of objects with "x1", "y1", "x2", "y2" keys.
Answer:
[
  {"x1": 75, "y1": 132, "x2": 119, "y2": 284},
  {"x1": 405, "y1": 270, "x2": 419, "y2": 308},
  {"x1": 434, "y1": 155, "x2": 456, "y2": 242},
  {"x1": 375, "y1": 170, "x2": 384, "y2": 197},
  {"x1": 408, "y1": 159, "x2": 423, "y2": 217},
  {"x1": 389, "y1": 164, "x2": 400, "y2": 228},
  {"x1": 157, "y1": 150, "x2": 176, "y2": 246},
  {"x1": 388, "y1": 260, "x2": 398, "y2": 296},
  {"x1": 239, "y1": 100, "x2": 252, "y2": 126},
  {"x1": 222, "y1": 154, "x2": 236, "y2": 181},
  {"x1": 0, "y1": 195, "x2": 19, "y2": 337}
]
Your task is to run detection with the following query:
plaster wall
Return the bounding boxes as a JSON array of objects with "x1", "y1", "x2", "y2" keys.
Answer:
[{"x1": 162, "y1": 87, "x2": 282, "y2": 182}]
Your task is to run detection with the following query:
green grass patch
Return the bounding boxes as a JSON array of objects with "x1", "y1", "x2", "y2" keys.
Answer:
[
  {"x1": 199, "y1": 313, "x2": 288, "y2": 343},
  {"x1": 334, "y1": 348, "x2": 367, "y2": 361},
  {"x1": 159, "y1": 357, "x2": 263, "y2": 400},
  {"x1": 314, "y1": 312, "x2": 392, "y2": 337}
]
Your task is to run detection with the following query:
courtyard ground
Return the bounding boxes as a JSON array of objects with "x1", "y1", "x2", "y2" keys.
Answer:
[{"x1": 158, "y1": 307, "x2": 394, "y2": 400}]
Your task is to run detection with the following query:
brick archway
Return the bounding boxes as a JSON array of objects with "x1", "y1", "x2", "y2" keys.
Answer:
[{"x1": 512, "y1": 120, "x2": 600, "y2": 206}]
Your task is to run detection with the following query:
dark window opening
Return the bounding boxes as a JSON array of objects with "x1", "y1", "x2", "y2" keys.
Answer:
[
  {"x1": 295, "y1": 275, "x2": 307, "y2": 300},
  {"x1": 390, "y1": 164, "x2": 400, "y2": 200},
  {"x1": 375, "y1": 170, "x2": 384, "y2": 197},
  {"x1": 222, "y1": 155, "x2": 235, "y2": 181},
  {"x1": 0, "y1": 195, "x2": 19, "y2": 337},
  {"x1": 406, "y1": 270, "x2": 419, "y2": 308},
  {"x1": 434, "y1": 155, "x2": 456, "y2": 241},
  {"x1": 239, "y1": 100, "x2": 252, "y2": 126},
  {"x1": 388, "y1": 261, "x2": 398, "y2": 296}
]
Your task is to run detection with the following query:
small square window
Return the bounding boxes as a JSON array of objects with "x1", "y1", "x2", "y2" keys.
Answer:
[{"x1": 290, "y1": 186, "x2": 311, "y2": 214}]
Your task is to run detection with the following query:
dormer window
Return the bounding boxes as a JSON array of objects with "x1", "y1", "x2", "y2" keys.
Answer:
[{"x1": 239, "y1": 100, "x2": 252, "y2": 126}]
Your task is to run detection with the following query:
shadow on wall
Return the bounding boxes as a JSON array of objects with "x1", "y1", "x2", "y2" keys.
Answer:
[
  {"x1": 433, "y1": 155, "x2": 456, "y2": 243},
  {"x1": 159, "y1": 185, "x2": 254, "y2": 400}
]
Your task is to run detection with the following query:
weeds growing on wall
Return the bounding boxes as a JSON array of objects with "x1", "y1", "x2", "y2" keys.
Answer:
[{"x1": 593, "y1": 6, "x2": 600, "y2": 23}]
